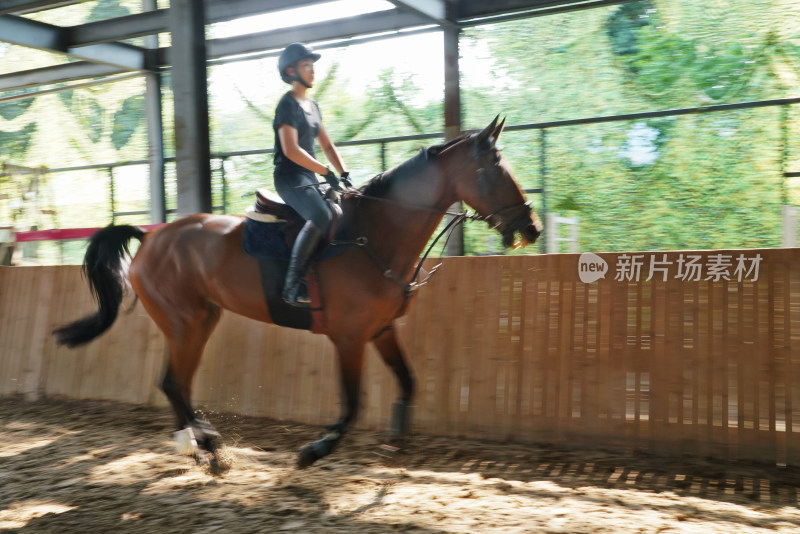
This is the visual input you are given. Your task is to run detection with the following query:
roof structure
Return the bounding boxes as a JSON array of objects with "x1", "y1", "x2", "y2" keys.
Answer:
[{"x1": 0, "y1": 0, "x2": 631, "y2": 93}]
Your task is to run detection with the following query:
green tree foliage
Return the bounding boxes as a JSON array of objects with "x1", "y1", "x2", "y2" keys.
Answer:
[
  {"x1": 59, "y1": 90, "x2": 104, "y2": 144},
  {"x1": 87, "y1": 0, "x2": 130, "y2": 22},
  {"x1": 0, "y1": 123, "x2": 37, "y2": 159},
  {"x1": 0, "y1": 90, "x2": 36, "y2": 121},
  {"x1": 0, "y1": 87, "x2": 38, "y2": 161},
  {"x1": 460, "y1": 0, "x2": 799, "y2": 253},
  {"x1": 111, "y1": 95, "x2": 144, "y2": 150}
]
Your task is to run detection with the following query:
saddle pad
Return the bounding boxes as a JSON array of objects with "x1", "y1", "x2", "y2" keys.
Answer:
[
  {"x1": 241, "y1": 215, "x2": 352, "y2": 333},
  {"x1": 241, "y1": 218, "x2": 291, "y2": 260}
]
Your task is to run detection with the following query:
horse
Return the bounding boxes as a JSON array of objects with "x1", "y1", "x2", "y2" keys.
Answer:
[{"x1": 53, "y1": 116, "x2": 542, "y2": 469}]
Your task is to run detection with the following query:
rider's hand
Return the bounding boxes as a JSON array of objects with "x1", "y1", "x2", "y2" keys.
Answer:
[
  {"x1": 321, "y1": 168, "x2": 341, "y2": 191},
  {"x1": 340, "y1": 171, "x2": 353, "y2": 189}
]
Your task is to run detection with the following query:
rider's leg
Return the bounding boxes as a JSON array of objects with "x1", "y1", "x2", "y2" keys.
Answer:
[
  {"x1": 275, "y1": 172, "x2": 332, "y2": 307},
  {"x1": 283, "y1": 220, "x2": 322, "y2": 306}
]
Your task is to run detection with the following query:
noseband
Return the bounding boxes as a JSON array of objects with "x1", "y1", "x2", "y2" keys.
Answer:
[{"x1": 485, "y1": 201, "x2": 534, "y2": 235}]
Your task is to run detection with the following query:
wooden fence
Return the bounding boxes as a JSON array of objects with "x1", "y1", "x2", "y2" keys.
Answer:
[{"x1": 1, "y1": 249, "x2": 799, "y2": 465}]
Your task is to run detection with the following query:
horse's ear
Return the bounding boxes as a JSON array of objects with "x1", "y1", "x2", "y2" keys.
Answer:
[
  {"x1": 493, "y1": 117, "x2": 506, "y2": 142},
  {"x1": 477, "y1": 115, "x2": 500, "y2": 147}
]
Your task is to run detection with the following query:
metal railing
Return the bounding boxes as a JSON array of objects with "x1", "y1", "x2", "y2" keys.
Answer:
[{"x1": 2, "y1": 95, "x2": 798, "y2": 256}]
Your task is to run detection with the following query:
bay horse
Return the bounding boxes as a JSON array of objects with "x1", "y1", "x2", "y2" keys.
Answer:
[{"x1": 53, "y1": 117, "x2": 541, "y2": 469}]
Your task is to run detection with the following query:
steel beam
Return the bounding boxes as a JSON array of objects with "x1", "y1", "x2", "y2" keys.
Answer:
[
  {"x1": 386, "y1": 0, "x2": 449, "y2": 27},
  {"x1": 457, "y1": 0, "x2": 640, "y2": 24},
  {"x1": 0, "y1": 62, "x2": 124, "y2": 91},
  {"x1": 203, "y1": 10, "x2": 430, "y2": 62},
  {"x1": 457, "y1": 0, "x2": 586, "y2": 19},
  {"x1": 0, "y1": 14, "x2": 148, "y2": 70},
  {"x1": 0, "y1": 0, "x2": 82, "y2": 16},
  {"x1": 0, "y1": 13, "x2": 61, "y2": 48},
  {"x1": 169, "y1": 0, "x2": 212, "y2": 216},
  {"x1": 65, "y1": 9, "x2": 167, "y2": 45},
  {"x1": 205, "y1": 0, "x2": 320, "y2": 25},
  {"x1": 0, "y1": 74, "x2": 139, "y2": 103},
  {"x1": 65, "y1": 0, "x2": 322, "y2": 46},
  {"x1": 66, "y1": 41, "x2": 148, "y2": 70}
]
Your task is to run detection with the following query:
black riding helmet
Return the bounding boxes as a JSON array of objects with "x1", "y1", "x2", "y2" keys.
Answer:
[{"x1": 278, "y1": 43, "x2": 321, "y2": 87}]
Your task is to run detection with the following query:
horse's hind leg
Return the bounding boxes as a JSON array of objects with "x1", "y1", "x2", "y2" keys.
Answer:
[
  {"x1": 152, "y1": 302, "x2": 223, "y2": 455},
  {"x1": 372, "y1": 325, "x2": 415, "y2": 440}
]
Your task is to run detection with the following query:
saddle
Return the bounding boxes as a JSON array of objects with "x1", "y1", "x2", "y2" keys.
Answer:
[{"x1": 249, "y1": 188, "x2": 343, "y2": 242}]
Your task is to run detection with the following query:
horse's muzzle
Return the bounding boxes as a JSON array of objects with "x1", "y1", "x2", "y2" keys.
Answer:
[
  {"x1": 501, "y1": 218, "x2": 541, "y2": 249},
  {"x1": 491, "y1": 202, "x2": 542, "y2": 249},
  {"x1": 521, "y1": 220, "x2": 542, "y2": 244}
]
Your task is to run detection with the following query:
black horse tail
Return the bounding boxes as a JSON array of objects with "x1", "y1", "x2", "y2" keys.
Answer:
[{"x1": 53, "y1": 224, "x2": 146, "y2": 348}]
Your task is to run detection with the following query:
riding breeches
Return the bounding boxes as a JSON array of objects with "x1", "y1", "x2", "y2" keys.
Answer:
[{"x1": 274, "y1": 170, "x2": 332, "y2": 231}]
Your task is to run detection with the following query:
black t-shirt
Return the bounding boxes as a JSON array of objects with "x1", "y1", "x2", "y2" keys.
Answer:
[{"x1": 273, "y1": 91, "x2": 322, "y2": 175}]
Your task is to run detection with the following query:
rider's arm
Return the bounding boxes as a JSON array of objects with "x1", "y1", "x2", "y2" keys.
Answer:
[
  {"x1": 317, "y1": 123, "x2": 347, "y2": 176},
  {"x1": 277, "y1": 124, "x2": 329, "y2": 175}
]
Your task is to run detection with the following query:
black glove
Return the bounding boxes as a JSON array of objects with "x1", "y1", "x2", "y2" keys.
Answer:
[
  {"x1": 340, "y1": 171, "x2": 353, "y2": 189},
  {"x1": 321, "y1": 168, "x2": 341, "y2": 190}
]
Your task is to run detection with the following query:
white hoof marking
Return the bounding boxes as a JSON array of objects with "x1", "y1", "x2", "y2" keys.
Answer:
[{"x1": 174, "y1": 427, "x2": 198, "y2": 456}]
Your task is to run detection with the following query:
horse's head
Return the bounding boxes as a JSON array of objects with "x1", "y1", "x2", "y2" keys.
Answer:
[{"x1": 441, "y1": 116, "x2": 542, "y2": 249}]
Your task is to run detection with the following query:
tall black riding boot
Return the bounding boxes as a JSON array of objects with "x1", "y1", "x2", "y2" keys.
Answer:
[{"x1": 283, "y1": 220, "x2": 323, "y2": 307}]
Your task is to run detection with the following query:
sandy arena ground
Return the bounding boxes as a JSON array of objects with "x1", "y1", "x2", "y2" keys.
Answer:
[{"x1": 1, "y1": 396, "x2": 800, "y2": 533}]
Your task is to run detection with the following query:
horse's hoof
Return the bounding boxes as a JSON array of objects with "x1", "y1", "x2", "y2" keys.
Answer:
[
  {"x1": 378, "y1": 443, "x2": 402, "y2": 455},
  {"x1": 208, "y1": 456, "x2": 222, "y2": 475},
  {"x1": 297, "y1": 443, "x2": 320, "y2": 469},
  {"x1": 194, "y1": 450, "x2": 212, "y2": 467},
  {"x1": 174, "y1": 428, "x2": 198, "y2": 456}
]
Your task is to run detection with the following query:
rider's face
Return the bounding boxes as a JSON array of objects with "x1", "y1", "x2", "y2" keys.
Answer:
[{"x1": 293, "y1": 59, "x2": 315, "y2": 87}]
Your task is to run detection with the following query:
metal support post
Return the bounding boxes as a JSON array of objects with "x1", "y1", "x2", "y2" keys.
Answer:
[
  {"x1": 143, "y1": 0, "x2": 166, "y2": 223},
  {"x1": 108, "y1": 167, "x2": 116, "y2": 223},
  {"x1": 539, "y1": 128, "x2": 548, "y2": 254},
  {"x1": 443, "y1": 12, "x2": 463, "y2": 256},
  {"x1": 169, "y1": 0, "x2": 212, "y2": 216}
]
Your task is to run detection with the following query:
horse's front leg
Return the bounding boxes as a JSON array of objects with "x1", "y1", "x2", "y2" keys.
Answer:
[
  {"x1": 297, "y1": 337, "x2": 365, "y2": 469},
  {"x1": 372, "y1": 325, "x2": 415, "y2": 441}
]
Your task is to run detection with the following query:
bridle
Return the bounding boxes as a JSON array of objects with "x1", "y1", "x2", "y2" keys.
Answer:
[
  {"x1": 486, "y1": 201, "x2": 534, "y2": 236},
  {"x1": 332, "y1": 158, "x2": 534, "y2": 296}
]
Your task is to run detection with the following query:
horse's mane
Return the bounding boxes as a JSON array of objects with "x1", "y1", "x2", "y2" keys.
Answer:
[{"x1": 359, "y1": 134, "x2": 470, "y2": 198}]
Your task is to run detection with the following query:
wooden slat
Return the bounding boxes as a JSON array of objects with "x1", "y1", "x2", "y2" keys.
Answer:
[
  {"x1": 787, "y1": 250, "x2": 800, "y2": 465},
  {"x1": 22, "y1": 267, "x2": 55, "y2": 399},
  {"x1": 556, "y1": 254, "x2": 574, "y2": 440},
  {"x1": 47, "y1": 266, "x2": 87, "y2": 397},
  {"x1": 41, "y1": 266, "x2": 71, "y2": 396},
  {"x1": 669, "y1": 264, "x2": 687, "y2": 452},
  {"x1": 471, "y1": 255, "x2": 497, "y2": 436},
  {"x1": 649, "y1": 262, "x2": 668, "y2": 450},
  {"x1": 449, "y1": 257, "x2": 475, "y2": 436},
  {"x1": 143, "y1": 308, "x2": 168, "y2": 407},
  {"x1": 0, "y1": 267, "x2": 25, "y2": 394},
  {"x1": 494, "y1": 255, "x2": 513, "y2": 436},
  {"x1": 581, "y1": 279, "x2": 600, "y2": 442}
]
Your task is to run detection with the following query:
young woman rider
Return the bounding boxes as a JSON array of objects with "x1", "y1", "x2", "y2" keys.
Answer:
[{"x1": 272, "y1": 43, "x2": 351, "y2": 307}]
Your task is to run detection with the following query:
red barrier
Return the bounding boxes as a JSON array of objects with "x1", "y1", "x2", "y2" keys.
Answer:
[{"x1": 14, "y1": 224, "x2": 167, "y2": 243}]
